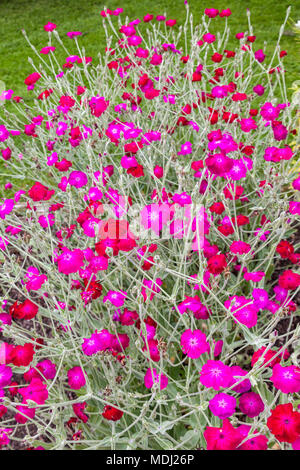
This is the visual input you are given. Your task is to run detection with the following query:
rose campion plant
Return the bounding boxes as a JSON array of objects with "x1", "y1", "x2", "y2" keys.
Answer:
[{"x1": 0, "y1": 4, "x2": 299, "y2": 450}]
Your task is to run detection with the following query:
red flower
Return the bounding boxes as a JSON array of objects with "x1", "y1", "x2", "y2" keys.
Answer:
[
  {"x1": 10, "y1": 299, "x2": 39, "y2": 320},
  {"x1": 204, "y1": 419, "x2": 242, "y2": 450},
  {"x1": 278, "y1": 270, "x2": 300, "y2": 290},
  {"x1": 28, "y1": 182, "x2": 54, "y2": 202},
  {"x1": 209, "y1": 201, "x2": 225, "y2": 215},
  {"x1": 24, "y1": 72, "x2": 41, "y2": 86},
  {"x1": 267, "y1": 404, "x2": 300, "y2": 443},
  {"x1": 211, "y1": 53, "x2": 223, "y2": 63},
  {"x1": 102, "y1": 405, "x2": 123, "y2": 421},
  {"x1": 11, "y1": 343, "x2": 35, "y2": 367},
  {"x1": 276, "y1": 240, "x2": 294, "y2": 259},
  {"x1": 207, "y1": 254, "x2": 227, "y2": 275}
]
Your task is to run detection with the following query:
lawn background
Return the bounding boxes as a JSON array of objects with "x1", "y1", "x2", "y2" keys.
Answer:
[
  {"x1": 0, "y1": 0, "x2": 299, "y2": 97},
  {"x1": 0, "y1": 0, "x2": 299, "y2": 191}
]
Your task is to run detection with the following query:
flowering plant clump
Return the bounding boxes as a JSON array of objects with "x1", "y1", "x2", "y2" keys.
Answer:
[{"x1": 0, "y1": 4, "x2": 299, "y2": 450}]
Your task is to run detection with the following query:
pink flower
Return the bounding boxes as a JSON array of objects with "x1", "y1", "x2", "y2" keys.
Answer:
[
  {"x1": 67, "y1": 31, "x2": 82, "y2": 39},
  {"x1": 19, "y1": 378, "x2": 48, "y2": 404},
  {"x1": 36, "y1": 360, "x2": 57, "y2": 380},
  {"x1": 228, "y1": 159, "x2": 247, "y2": 180},
  {"x1": 244, "y1": 270, "x2": 265, "y2": 282},
  {"x1": 213, "y1": 340, "x2": 223, "y2": 357},
  {"x1": 252, "y1": 288, "x2": 269, "y2": 309},
  {"x1": 200, "y1": 360, "x2": 232, "y2": 390},
  {"x1": 211, "y1": 85, "x2": 228, "y2": 98},
  {"x1": 144, "y1": 368, "x2": 168, "y2": 390},
  {"x1": 233, "y1": 303, "x2": 258, "y2": 328},
  {"x1": 57, "y1": 249, "x2": 84, "y2": 275},
  {"x1": 230, "y1": 366, "x2": 251, "y2": 393},
  {"x1": 0, "y1": 365, "x2": 12, "y2": 388},
  {"x1": 271, "y1": 364, "x2": 300, "y2": 393},
  {"x1": 254, "y1": 49, "x2": 265, "y2": 63},
  {"x1": 82, "y1": 330, "x2": 113, "y2": 355},
  {"x1": 209, "y1": 393, "x2": 236, "y2": 419},
  {"x1": 44, "y1": 22, "x2": 56, "y2": 32},
  {"x1": 206, "y1": 154, "x2": 233, "y2": 176},
  {"x1": 0, "y1": 125, "x2": 9, "y2": 142},
  {"x1": 140, "y1": 204, "x2": 171, "y2": 235},
  {"x1": 180, "y1": 329, "x2": 210, "y2": 359},
  {"x1": 230, "y1": 241, "x2": 251, "y2": 255},
  {"x1": 0, "y1": 428, "x2": 12, "y2": 448},
  {"x1": 0, "y1": 199, "x2": 14, "y2": 220},
  {"x1": 239, "y1": 392, "x2": 264, "y2": 418},
  {"x1": 204, "y1": 419, "x2": 242, "y2": 450},
  {"x1": 103, "y1": 290, "x2": 127, "y2": 307},
  {"x1": 68, "y1": 366, "x2": 86, "y2": 390},
  {"x1": 177, "y1": 141, "x2": 192, "y2": 155},
  {"x1": 240, "y1": 118, "x2": 257, "y2": 132},
  {"x1": 68, "y1": 171, "x2": 88, "y2": 188},
  {"x1": 237, "y1": 425, "x2": 268, "y2": 450},
  {"x1": 15, "y1": 404, "x2": 36, "y2": 424},
  {"x1": 141, "y1": 278, "x2": 162, "y2": 302},
  {"x1": 253, "y1": 84, "x2": 265, "y2": 96},
  {"x1": 203, "y1": 33, "x2": 216, "y2": 44},
  {"x1": 205, "y1": 8, "x2": 219, "y2": 18},
  {"x1": 38, "y1": 213, "x2": 55, "y2": 228},
  {"x1": 273, "y1": 123, "x2": 288, "y2": 141},
  {"x1": 289, "y1": 201, "x2": 300, "y2": 215},
  {"x1": 24, "y1": 266, "x2": 47, "y2": 291},
  {"x1": 260, "y1": 102, "x2": 280, "y2": 121}
]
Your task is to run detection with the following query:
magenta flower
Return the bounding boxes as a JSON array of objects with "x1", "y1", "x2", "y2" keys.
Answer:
[
  {"x1": 44, "y1": 22, "x2": 56, "y2": 32},
  {"x1": 82, "y1": 330, "x2": 113, "y2": 355},
  {"x1": 204, "y1": 419, "x2": 242, "y2": 450},
  {"x1": 244, "y1": 270, "x2": 265, "y2": 282},
  {"x1": 0, "y1": 199, "x2": 14, "y2": 220},
  {"x1": 252, "y1": 288, "x2": 269, "y2": 309},
  {"x1": 15, "y1": 404, "x2": 36, "y2": 424},
  {"x1": 211, "y1": 85, "x2": 228, "y2": 98},
  {"x1": 57, "y1": 249, "x2": 84, "y2": 275},
  {"x1": 144, "y1": 368, "x2": 168, "y2": 390},
  {"x1": 0, "y1": 125, "x2": 10, "y2": 143},
  {"x1": 253, "y1": 84, "x2": 265, "y2": 96},
  {"x1": 177, "y1": 141, "x2": 192, "y2": 155},
  {"x1": 103, "y1": 290, "x2": 127, "y2": 307},
  {"x1": 254, "y1": 49, "x2": 265, "y2": 63},
  {"x1": 24, "y1": 266, "x2": 47, "y2": 291},
  {"x1": 68, "y1": 366, "x2": 86, "y2": 390},
  {"x1": 68, "y1": 171, "x2": 88, "y2": 188},
  {"x1": 203, "y1": 33, "x2": 216, "y2": 44},
  {"x1": 0, "y1": 428, "x2": 12, "y2": 448},
  {"x1": 239, "y1": 392, "x2": 264, "y2": 418},
  {"x1": 260, "y1": 102, "x2": 280, "y2": 121},
  {"x1": 273, "y1": 123, "x2": 288, "y2": 141},
  {"x1": 228, "y1": 159, "x2": 247, "y2": 180},
  {"x1": 180, "y1": 329, "x2": 210, "y2": 359},
  {"x1": 230, "y1": 241, "x2": 251, "y2": 255},
  {"x1": 0, "y1": 365, "x2": 12, "y2": 388},
  {"x1": 233, "y1": 303, "x2": 258, "y2": 328},
  {"x1": 200, "y1": 360, "x2": 232, "y2": 391},
  {"x1": 237, "y1": 425, "x2": 268, "y2": 450},
  {"x1": 19, "y1": 378, "x2": 48, "y2": 404},
  {"x1": 240, "y1": 118, "x2": 257, "y2": 132},
  {"x1": 209, "y1": 393, "x2": 236, "y2": 419},
  {"x1": 36, "y1": 360, "x2": 57, "y2": 380},
  {"x1": 271, "y1": 364, "x2": 300, "y2": 393},
  {"x1": 67, "y1": 31, "x2": 82, "y2": 39},
  {"x1": 230, "y1": 366, "x2": 251, "y2": 393}
]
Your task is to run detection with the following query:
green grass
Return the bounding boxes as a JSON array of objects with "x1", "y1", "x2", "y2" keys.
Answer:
[
  {"x1": 0, "y1": 0, "x2": 299, "y2": 97},
  {"x1": 0, "y1": 0, "x2": 299, "y2": 192}
]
